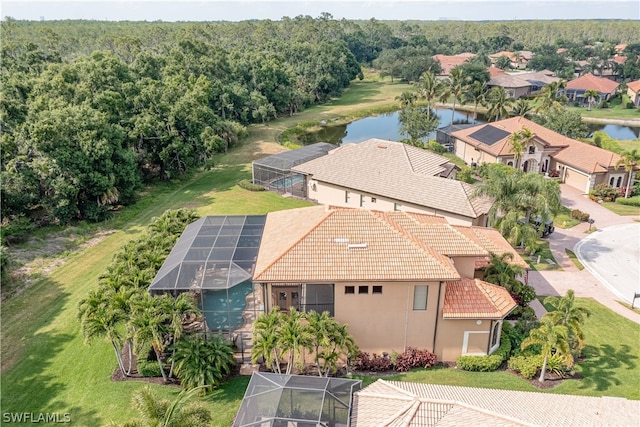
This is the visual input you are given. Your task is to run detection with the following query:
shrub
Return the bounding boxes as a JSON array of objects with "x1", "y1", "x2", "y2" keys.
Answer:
[
  {"x1": 617, "y1": 186, "x2": 636, "y2": 198},
  {"x1": 508, "y1": 354, "x2": 543, "y2": 379},
  {"x1": 237, "y1": 179, "x2": 265, "y2": 191},
  {"x1": 354, "y1": 352, "x2": 392, "y2": 372},
  {"x1": 589, "y1": 184, "x2": 617, "y2": 202},
  {"x1": 456, "y1": 338, "x2": 511, "y2": 372},
  {"x1": 569, "y1": 209, "x2": 590, "y2": 222},
  {"x1": 456, "y1": 166, "x2": 475, "y2": 184},
  {"x1": 394, "y1": 347, "x2": 437, "y2": 372},
  {"x1": 426, "y1": 141, "x2": 447, "y2": 154},
  {"x1": 137, "y1": 360, "x2": 162, "y2": 377},
  {"x1": 616, "y1": 195, "x2": 640, "y2": 206}
]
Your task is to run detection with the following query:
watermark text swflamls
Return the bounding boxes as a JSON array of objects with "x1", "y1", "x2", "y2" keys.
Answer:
[{"x1": 2, "y1": 413, "x2": 71, "y2": 423}]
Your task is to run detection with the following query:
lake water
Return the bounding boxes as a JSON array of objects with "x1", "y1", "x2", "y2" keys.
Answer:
[{"x1": 299, "y1": 109, "x2": 639, "y2": 145}]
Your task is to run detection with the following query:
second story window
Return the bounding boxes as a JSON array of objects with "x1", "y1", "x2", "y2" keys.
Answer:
[{"x1": 528, "y1": 145, "x2": 535, "y2": 154}]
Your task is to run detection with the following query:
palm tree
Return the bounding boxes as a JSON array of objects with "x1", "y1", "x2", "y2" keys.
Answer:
[
  {"x1": 162, "y1": 292, "x2": 201, "y2": 378},
  {"x1": 444, "y1": 67, "x2": 468, "y2": 125},
  {"x1": 510, "y1": 98, "x2": 533, "y2": 118},
  {"x1": 544, "y1": 289, "x2": 591, "y2": 353},
  {"x1": 584, "y1": 89, "x2": 600, "y2": 110},
  {"x1": 395, "y1": 91, "x2": 417, "y2": 108},
  {"x1": 534, "y1": 81, "x2": 567, "y2": 112},
  {"x1": 132, "y1": 293, "x2": 170, "y2": 382},
  {"x1": 279, "y1": 307, "x2": 312, "y2": 375},
  {"x1": 170, "y1": 334, "x2": 235, "y2": 393},
  {"x1": 521, "y1": 316, "x2": 572, "y2": 383},
  {"x1": 79, "y1": 294, "x2": 128, "y2": 377},
  {"x1": 485, "y1": 86, "x2": 514, "y2": 121},
  {"x1": 615, "y1": 149, "x2": 640, "y2": 198},
  {"x1": 508, "y1": 127, "x2": 534, "y2": 170},
  {"x1": 107, "y1": 286, "x2": 141, "y2": 375},
  {"x1": 484, "y1": 252, "x2": 525, "y2": 291},
  {"x1": 466, "y1": 80, "x2": 488, "y2": 119},
  {"x1": 251, "y1": 308, "x2": 284, "y2": 373},
  {"x1": 414, "y1": 71, "x2": 443, "y2": 117},
  {"x1": 306, "y1": 310, "x2": 357, "y2": 377},
  {"x1": 113, "y1": 385, "x2": 211, "y2": 427}
]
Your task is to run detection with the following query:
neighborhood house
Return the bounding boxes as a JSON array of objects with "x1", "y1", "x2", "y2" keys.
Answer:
[
  {"x1": 451, "y1": 116, "x2": 630, "y2": 194},
  {"x1": 292, "y1": 138, "x2": 493, "y2": 226}
]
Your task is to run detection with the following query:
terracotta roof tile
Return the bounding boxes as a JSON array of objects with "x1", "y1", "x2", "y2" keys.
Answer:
[
  {"x1": 293, "y1": 139, "x2": 493, "y2": 218},
  {"x1": 451, "y1": 116, "x2": 624, "y2": 175},
  {"x1": 566, "y1": 73, "x2": 620, "y2": 94},
  {"x1": 353, "y1": 380, "x2": 640, "y2": 427},
  {"x1": 433, "y1": 53, "x2": 476, "y2": 75},
  {"x1": 626, "y1": 79, "x2": 640, "y2": 93},
  {"x1": 443, "y1": 278, "x2": 517, "y2": 319},
  {"x1": 452, "y1": 226, "x2": 529, "y2": 269},
  {"x1": 255, "y1": 207, "x2": 527, "y2": 283}
]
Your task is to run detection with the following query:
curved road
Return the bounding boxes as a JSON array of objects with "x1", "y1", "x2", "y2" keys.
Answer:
[{"x1": 575, "y1": 223, "x2": 640, "y2": 304}]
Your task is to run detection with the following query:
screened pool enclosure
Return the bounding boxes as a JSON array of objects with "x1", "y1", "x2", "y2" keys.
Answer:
[
  {"x1": 148, "y1": 215, "x2": 266, "y2": 332},
  {"x1": 233, "y1": 372, "x2": 362, "y2": 427},
  {"x1": 252, "y1": 142, "x2": 334, "y2": 197}
]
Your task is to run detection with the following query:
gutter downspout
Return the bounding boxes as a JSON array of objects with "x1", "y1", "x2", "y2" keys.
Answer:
[
  {"x1": 404, "y1": 285, "x2": 410, "y2": 352},
  {"x1": 432, "y1": 282, "x2": 443, "y2": 353}
]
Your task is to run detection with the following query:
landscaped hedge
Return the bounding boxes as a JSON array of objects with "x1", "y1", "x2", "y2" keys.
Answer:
[
  {"x1": 354, "y1": 347, "x2": 437, "y2": 372},
  {"x1": 456, "y1": 338, "x2": 511, "y2": 372},
  {"x1": 237, "y1": 179, "x2": 265, "y2": 191},
  {"x1": 507, "y1": 354, "x2": 543, "y2": 379},
  {"x1": 137, "y1": 359, "x2": 162, "y2": 377},
  {"x1": 616, "y1": 196, "x2": 640, "y2": 207},
  {"x1": 569, "y1": 209, "x2": 590, "y2": 222}
]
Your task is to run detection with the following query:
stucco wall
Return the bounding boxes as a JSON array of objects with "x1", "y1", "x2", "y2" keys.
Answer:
[
  {"x1": 436, "y1": 318, "x2": 493, "y2": 361},
  {"x1": 333, "y1": 281, "x2": 441, "y2": 356},
  {"x1": 450, "y1": 257, "x2": 476, "y2": 278},
  {"x1": 455, "y1": 140, "x2": 497, "y2": 166},
  {"x1": 308, "y1": 180, "x2": 480, "y2": 226}
]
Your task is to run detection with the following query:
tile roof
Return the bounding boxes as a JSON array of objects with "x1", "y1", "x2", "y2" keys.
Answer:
[
  {"x1": 566, "y1": 73, "x2": 620, "y2": 94},
  {"x1": 443, "y1": 278, "x2": 517, "y2": 319},
  {"x1": 452, "y1": 116, "x2": 624, "y2": 175},
  {"x1": 488, "y1": 67, "x2": 508, "y2": 78},
  {"x1": 627, "y1": 79, "x2": 640, "y2": 93},
  {"x1": 293, "y1": 139, "x2": 493, "y2": 218},
  {"x1": 488, "y1": 70, "x2": 559, "y2": 89},
  {"x1": 452, "y1": 226, "x2": 529, "y2": 269},
  {"x1": 254, "y1": 207, "x2": 527, "y2": 282},
  {"x1": 352, "y1": 380, "x2": 640, "y2": 427},
  {"x1": 433, "y1": 53, "x2": 476, "y2": 75}
]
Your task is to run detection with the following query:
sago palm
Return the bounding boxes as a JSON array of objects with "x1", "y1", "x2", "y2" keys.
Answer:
[{"x1": 171, "y1": 334, "x2": 234, "y2": 393}]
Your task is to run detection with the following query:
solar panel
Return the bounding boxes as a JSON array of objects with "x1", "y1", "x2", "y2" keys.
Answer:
[{"x1": 468, "y1": 125, "x2": 511, "y2": 146}]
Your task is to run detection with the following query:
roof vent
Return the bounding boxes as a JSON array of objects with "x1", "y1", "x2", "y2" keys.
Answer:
[
  {"x1": 377, "y1": 145, "x2": 388, "y2": 149},
  {"x1": 333, "y1": 237, "x2": 349, "y2": 243},
  {"x1": 347, "y1": 242, "x2": 368, "y2": 249}
]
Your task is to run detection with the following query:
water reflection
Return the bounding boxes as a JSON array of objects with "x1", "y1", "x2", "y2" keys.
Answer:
[{"x1": 300, "y1": 109, "x2": 639, "y2": 145}]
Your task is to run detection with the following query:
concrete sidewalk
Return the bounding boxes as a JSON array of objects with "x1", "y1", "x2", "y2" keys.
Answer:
[{"x1": 529, "y1": 184, "x2": 640, "y2": 324}]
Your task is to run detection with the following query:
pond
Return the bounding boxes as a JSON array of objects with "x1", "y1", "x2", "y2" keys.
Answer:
[{"x1": 299, "y1": 109, "x2": 640, "y2": 145}]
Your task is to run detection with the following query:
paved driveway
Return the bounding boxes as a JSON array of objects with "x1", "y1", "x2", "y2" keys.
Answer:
[
  {"x1": 530, "y1": 184, "x2": 640, "y2": 323},
  {"x1": 575, "y1": 223, "x2": 640, "y2": 304}
]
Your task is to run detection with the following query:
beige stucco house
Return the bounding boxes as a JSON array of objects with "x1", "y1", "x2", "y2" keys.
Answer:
[
  {"x1": 452, "y1": 116, "x2": 629, "y2": 194},
  {"x1": 292, "y1": 138, "x2": 493, "y2": 226},
  {"x1": 627, "y1": 79, "x2": 640, "y2": 107},
  {"x1": 253, "y1": 206, "x2": 528, "y2": 362},
  {"x1": 566, "y1": 73, "x2": 620, "y2": 106},
  {"x1": 487, "y1": 70, "x2": 560, "y2": 99}
]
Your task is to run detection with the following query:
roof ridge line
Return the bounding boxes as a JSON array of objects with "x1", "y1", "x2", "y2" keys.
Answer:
[{"x1": 254, "y1": 208, "x2": 333, "y2": 280}]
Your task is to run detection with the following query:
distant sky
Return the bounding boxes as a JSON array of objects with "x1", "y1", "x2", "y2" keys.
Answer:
[{"x1": 2, "y1": 0, "x2": 639, "y2": 22}]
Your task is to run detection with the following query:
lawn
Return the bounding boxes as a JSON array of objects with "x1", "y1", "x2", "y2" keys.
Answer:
[
  {"x1": 0, "y1": 77, "x2": 408, "y2": 425},
  {"x1": 600, "y1": 201, "x2": 640, "y2": 216},
  {"x1": 2, "y1": 77, "x2": 639, "y2": 426}
]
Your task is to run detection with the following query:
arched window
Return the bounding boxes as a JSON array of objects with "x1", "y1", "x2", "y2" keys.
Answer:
[
  {"x1": 490, "y1": 321, "x2": 501, "y2": 352},
  {"x1": 507, "y1": 161, "x2": 513, "y2": 167},
  {"x1": 610, "y1": 177, "x2": 615, "y2": 186},
  {"x1": 617, "y1": 176, "x2": 623, "y2": 187}
]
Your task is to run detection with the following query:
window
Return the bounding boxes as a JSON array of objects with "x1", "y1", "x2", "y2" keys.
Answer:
[
  {"x1": 491, "y1": 322, "x2": 501, "y2": 348},
  {"x1": 394, "y1": 203, "x2": 401, "y2": 211},
  {"x1": 507, "y1": 161, "x2": 513, "y2": 167},
  {"x1": 371, "y1": 197, "x2": 377, "y2": 203},
  {"x1": 372, "y1": 285, "x2": 383, "y2": 294},
  {"x1": 528, "y1": 145, "x2": 535, "y2": 154},
  {"x1": 360, "y1": 194, "x2": 365, "y2": 207},
  {"x1": 345, "y1": 286, "x2": 355, "y2": 294},
  {"x1": 617, "y1": 176, "x2": 623, "y2": 187},
  {"x1": 610, "y1": 177, "x2": 615, "y2": 186},
  {"x1": 358, "y1": 285, "x2": 369, "y2": 294},
  {"x1": 345, "y1": 191, "x2": 350, "y2": 203},
  {"x1": 413, "y1": 286, "x2": 428, "y2": 310}
]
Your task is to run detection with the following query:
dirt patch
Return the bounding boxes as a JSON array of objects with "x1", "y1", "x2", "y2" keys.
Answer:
[{"x1": 3, "y1": 228, "x2": 116, "y2": 301}]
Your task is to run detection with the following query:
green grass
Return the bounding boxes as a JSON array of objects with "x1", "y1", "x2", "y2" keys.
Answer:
[
  {"x1": 617, "y1": 140, "x2": 640, "y2": 152},
  {"x1": 554, "y1": 206, "x2": 581, "y2": 229},
  {"x1": 565, "y1": 249, "x2": 585, "y2": 270},
  {"x1": 525, "y1": 241, "x2": 561, "y2": 271},
  {"x1": 600, "y1": 201, "x2": 640, "y2": 216}
]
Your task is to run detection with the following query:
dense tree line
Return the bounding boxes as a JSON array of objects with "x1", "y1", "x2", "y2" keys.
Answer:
[{"x1": 2, "y1": 16, "x2": 638, "y2": 230}]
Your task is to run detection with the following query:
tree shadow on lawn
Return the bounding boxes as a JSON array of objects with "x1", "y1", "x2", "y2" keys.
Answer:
[{"x1": 577, "y1": 343, "x2": 637, "y2": 392}]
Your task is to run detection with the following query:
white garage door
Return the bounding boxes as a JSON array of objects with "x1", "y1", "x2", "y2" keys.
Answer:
[{"x1": 564, "y1": 167, "x2": 590, "y2": 193}]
